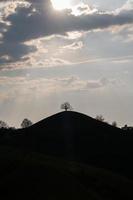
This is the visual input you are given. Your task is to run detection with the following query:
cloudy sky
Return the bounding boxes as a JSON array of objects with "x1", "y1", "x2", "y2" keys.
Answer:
[{"x1": 0, "y1": 0, "x2": 133, "y2": 127}]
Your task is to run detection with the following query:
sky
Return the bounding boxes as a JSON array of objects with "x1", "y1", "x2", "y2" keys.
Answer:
[{"x1": 0, "y1": 0, "x2": 133, "y2": 127}]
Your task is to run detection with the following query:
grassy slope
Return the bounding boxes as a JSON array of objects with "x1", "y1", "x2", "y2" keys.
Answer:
[{"x1": 0, "y1": 145, "x2": 133, "y2": 200}]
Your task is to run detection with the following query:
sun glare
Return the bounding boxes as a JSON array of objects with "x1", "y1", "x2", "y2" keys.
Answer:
[{"x1": 51, "y1": 0, "x2": 72, "y2": 10}]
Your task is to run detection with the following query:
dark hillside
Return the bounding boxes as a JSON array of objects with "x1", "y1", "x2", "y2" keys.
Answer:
[
  {"x1": 0, "y1": 149, "x2": 133, "y2": 200},
  {"x1": 29, "y1": 111, "x2": 121, "y2": 137},
  {"x1": 1, "y1": 111, "x2": 133, "y2": 199},
  {"x1": 8, "y1": 111, "x2": 133, "y2": 178}
]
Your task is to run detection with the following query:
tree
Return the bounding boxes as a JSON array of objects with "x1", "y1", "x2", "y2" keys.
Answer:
[
  {"x1": 112, "y1": 121, "x2": 117, "y2": 127},
  {"x1": 0, "y1": 120, "x2": 9, "y2": 129},
  {"x1": 122, "y1": 124, "x2": 129, "y2": 131},
  {"x1": 61, "y1": 102, "x2": 72, "y2": 111},
  {"x1": 96, "y1": 115, "x2": 104, "y2": 122},
  {"x1": 21, "y1": 118, "x2": 33, "y2": 128}
]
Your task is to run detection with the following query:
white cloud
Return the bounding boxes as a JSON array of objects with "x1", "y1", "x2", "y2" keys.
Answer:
[
  {"x1": 71, "y1": 2, "x2": 98, "y2": 16},
  {"x1": 116, "y1": 0, "x2": 133, "y2": 13},
  {"x1": 62, "y1": 41, "x2": 83, "y2": 50}
]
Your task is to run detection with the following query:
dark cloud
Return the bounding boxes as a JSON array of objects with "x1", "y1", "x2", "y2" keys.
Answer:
[
  {"x1": 0, "y1": 42, "x2": 36, "y2": 61},
  {"x1": 0, "y1": 0, "x2": 133, "y2": 65},
  {"x1": 4, "y1": 2, "x2": 133, "y2": 42}
]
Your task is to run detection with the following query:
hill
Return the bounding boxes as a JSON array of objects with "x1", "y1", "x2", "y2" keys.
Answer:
[
  {"x1": 29, "y1": 111, "x2": 121, "y2": 136},
  {"x1": 1, "y1": 111, "x2": 133, "y2": 199},
  {"x1": 5, "y1": 111, "x2": 133, "y2": 178}
]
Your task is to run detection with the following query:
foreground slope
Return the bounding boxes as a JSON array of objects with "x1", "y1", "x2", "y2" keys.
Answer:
[{"x1": 0, "y1": 147, "x2": 133, "y2": 200}]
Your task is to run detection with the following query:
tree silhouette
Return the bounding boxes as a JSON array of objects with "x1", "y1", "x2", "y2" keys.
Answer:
[
  {"x1": 96, "y1": 115, "x2": 104, "y2": 122},
  {"x1": 21, "y1": 118, "x2": 33, "y2": 128},
  {"x1": 61, "y1": 102, "x2": 72, "y2": 111},
  {"x1": 0, "y1": 120, "x2": 9, "y2": 129},
  {"x1": 112, "y1": 121, "x2": 117, "y2": 127}
]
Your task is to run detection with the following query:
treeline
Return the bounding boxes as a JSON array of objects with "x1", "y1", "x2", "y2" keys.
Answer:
[
  {"x1": 0, "y1": 118, "x2": 33, "y2": 130},
  {"x1": 0, "y1": 118, "x2": 33, "y2": 139},
  {"x1": 95, "y1": 115, "x2": 117, "y2": 127},
  {"x1": 95, "y1": 115, "x2": 133, "y2": 132}
]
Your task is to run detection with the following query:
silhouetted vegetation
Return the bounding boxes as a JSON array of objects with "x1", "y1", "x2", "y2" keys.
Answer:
[
  {"x1": 112, "y1": 121, "x2": 117, "y2": 127},
  {"x1": 0, "y1": 120, "x2": 9, "y2": 129},
  {"x1": 122, "y1": 124, "x2": 133, "y2": 131},
  {"x1": 61, "y1": 102, "x2": 72, "y2": 111},
  {"x1": 96, "y1": 115, "x2": 104, "y2": 122},
  {"x1": 21, "y1": 118, "x2": 33, "y2": 128}
]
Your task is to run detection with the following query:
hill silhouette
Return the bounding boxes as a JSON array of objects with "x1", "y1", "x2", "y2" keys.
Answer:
[
  {"x1": 1, "y1": 111, "x2": 133, "y2": 199},
  {"x1": 7, "y1": 111, "x2": 132, "y2": 178},
  {"x1": 29, "y1": 111, "x2": 121, "y2": 136}
]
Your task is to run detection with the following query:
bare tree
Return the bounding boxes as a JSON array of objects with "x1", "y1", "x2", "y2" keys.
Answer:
[
  {"x1": 61, "y1": 102, "x2": 72, "y2": 111},
  {"x1": 0, "y1": 120, "x2": 9, "y2": 129},
  {"x1": 96, "y1": 115, "x2": 104, "y2": 122},
  {"x1": 21, "y1": 118, "x2": 33, "y2": 128}
]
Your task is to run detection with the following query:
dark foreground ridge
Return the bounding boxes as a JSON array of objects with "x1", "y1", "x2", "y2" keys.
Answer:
[{"x1": 0, "y1": 111, "x2": 133, "y2": 199}]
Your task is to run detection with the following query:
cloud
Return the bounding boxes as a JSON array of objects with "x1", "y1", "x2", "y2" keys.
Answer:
[
  {"x1": 0, "y1": 0, "x2": 133, "y2": 66},
  {"x1": 117, "y1": 0, "x2": 133, "y2": 12},
  {"x1": 0, "y1": 42, "x2": 37, "y2": 63},
  {"x1": 4, "y1": 1, "x2": 133, "y2": 42},
  {"x1": 85, "y1": 78, "x2": 108, "y2": 90},
  {"x1": 110, "y1": 23, "x2": 133, "y2": 43},
  {"x1": 0, "y1": 75, "x2": 111, "y2": 101},
  {"x1": 39, "y1": 57, "x2": 72, "y2": 67},
  {"x1": 62, "y1": 41, "x2": 83, "y2": 50},
  {"x1": 71, "y1": 2, "x2": 98, "y2": 16}
]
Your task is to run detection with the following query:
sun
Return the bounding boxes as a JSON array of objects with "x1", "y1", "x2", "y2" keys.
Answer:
[{"x1": 51, "y1": 0, "x2": 72, "y2": 10}]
